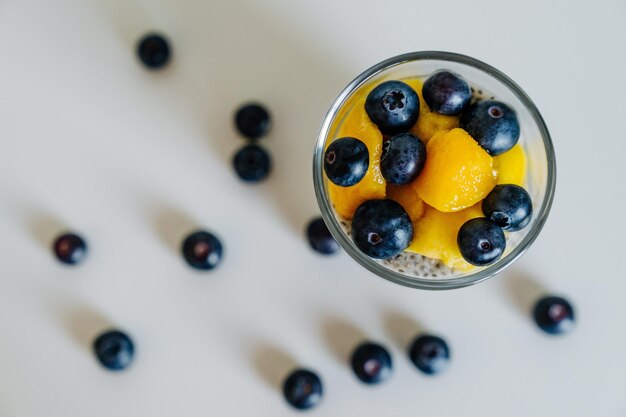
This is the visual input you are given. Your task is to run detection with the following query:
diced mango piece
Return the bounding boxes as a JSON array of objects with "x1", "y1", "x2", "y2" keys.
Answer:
[
  {"x1": 327, "y1": 97, "x2": 385, "y2": 219},
  {"x1": 403, "y1": 78, "x2": 460, "y2": 142},
  {"x1": 494, "y1": 143, "x2": 527, "y2": 186},
  {"x1": 412, "y1": 128, "x2": 496, "y2": 212},
  {"x1": 387, "y1": 184, "x2": 425, "y2": 222},
  {"x1": 407, "y1": 203, "x2": 483, "y2": 271}
]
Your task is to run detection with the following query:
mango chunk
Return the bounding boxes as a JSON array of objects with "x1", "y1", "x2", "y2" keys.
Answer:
[
  {"x1": 387, "y1": 184, "x2": 425, "y2": 222},
  {"x1": 412, "y1": 128, "x2": 496, "y2": 212},
  {"x1": 494, "y1": 143, "x2": 527, "y2": 186},
  {"x1": 327, "y1": 97, "x2": 385, "y2": 219},
  {"x1": 407, "y1": 203, "x2": 483, "y2": 271}
]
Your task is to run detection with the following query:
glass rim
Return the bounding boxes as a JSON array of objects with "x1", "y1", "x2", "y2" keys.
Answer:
[{"x1": 313, "y1": 51, "x2": 557, "y2": 290}]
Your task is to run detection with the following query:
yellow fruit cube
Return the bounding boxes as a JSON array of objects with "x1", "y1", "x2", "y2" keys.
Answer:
[
  {"x1": 387, "y1": 184, "x2": 426, "y2": 222},
  {"x1": 412, "y1": 128, "x2": 496, "y2": 212},
  {"x1": 406, "y1": 203, "x2": 483, "y2": 271},
  {"x1": 494, "y1": 143, "x2": 527, "y2": 186}
]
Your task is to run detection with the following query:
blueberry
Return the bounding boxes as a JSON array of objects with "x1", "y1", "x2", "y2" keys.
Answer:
[
  {"x1": 408, "y1": 335, "x2": 450, "y2": 375},
  {"x1": 137, "y1": 33, "x2": 170, "y2": 69},
  {"x1": 53, "y1": 233, "x2": 87, "y2": 265},
  {"x1": 306, "y1": 217, "x2": 339, "y2": 255},
  {"x1": 457, "y1": 218, "x2": 506, "y2": 266},
  {"x1": 365, "y1": 81, "x2": 420, "y2": 135},
  {"x1": 282, "y1": 369, "x2": 323, "y2": 410},
  {"x1": 351, "y1": 199, "x2": 413, "y2": 259},
  {"x1": 181, "y1": 231, "x2": 223, "y2": 270},
  {"x1": 350, "y1": 342, "x2": 393, "y2": 384},
  {"x1": 234, "y1": 103, "x2": 271, "y2": 139},
  {"x1": 323, "y1": 137, "x2": 368, "y2": 187},
  {"x1": 233, "y1": 144, "x2": 271, "y2": 182},
  {"x1": 533, "y1": 296, "x2": 575, "y2": 335},
  {"x1": 460, "y1": 100, "x2": 520, "y2": 155},
  {"x1": 380, "y1": 133, "x2": 426, "y2": 185},
  {"x1": 482, "y1": 184, "x2": 533, "y2": 231},
  {"x1": 422, "y1": 70, "x2": 471, "y2": 115},
  {"x1": 93, "y1": 330, "x2": 134, "y2": 371}
]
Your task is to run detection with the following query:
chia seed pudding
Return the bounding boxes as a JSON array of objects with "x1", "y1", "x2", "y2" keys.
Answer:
[{"x1": 314, "y1": 52, "x2": 554, "y2": 289}]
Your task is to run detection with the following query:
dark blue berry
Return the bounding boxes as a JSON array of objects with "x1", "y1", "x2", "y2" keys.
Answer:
[
  {"x1": 324, "y1": 137, "x2": 368, "y2": 187},
  {"x1": 460, "y1": 100, "x2": 520, "y2": 155},
  {"x1": 137, "y1": 34, "x2": 170, "y2": 69},
  {"x1": 365, "y1": 81, "x2": 420, "y2": 135},
  {"x1": 533, "y1": 296, "x2": 575, "y2": 335},
  {"x1": 235, "y1": 103, "x2": 271, "y2": 139},
  {"x1": 351, "y1": 199, "x2": 413, "y2": 259},
  {"x1": 380, "y1": 133, "x2": 426, "y2": 185},
  {"x1": 282, "y1": 369, "x2": 323, "y2": 410},
  {"x1": 350, "y1": 342, "x2": 393, "y2": 384},
  {"x1": 93, "y1": 330, "x2": 134, "y2": 371},
  {"x1": 233, "y1": 144, "x2": 271, "y2": 182},
  {"x1": 408, "y1": 335, "x2": 450, "y2": 375},
  {"x1": 457, "y1": 218, "x2": 506, "y2": 266},
  {"x1": 53, "y1": 233, "x2": 87, "y2": 265},
  {"x1": 422, "y1": 70, "x2": 471, "y2": 115},
  {"x1": 181, "y1": 231, "x2": 223, "y2": 270},
  {"x1": 306, "y1": 217, "x2": 339, "y2": 255},
  {"x1": 482, "y1": 184, "x2": 533, "y2": 231}
]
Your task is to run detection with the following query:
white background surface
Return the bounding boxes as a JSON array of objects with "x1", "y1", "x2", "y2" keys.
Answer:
[{"x1": 1, "y1": 0, "x2": 625, "y2": 416}]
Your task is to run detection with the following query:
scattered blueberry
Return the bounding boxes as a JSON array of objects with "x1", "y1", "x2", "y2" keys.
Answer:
[
  {"x1": 460, "y1": 100, "x2": 520, "y2": 155},
  {"x1": 282, "y1": 369, "x2": 323, "y2": 410},
  {"x1": 408, "y1": 334, "x2": 450, "y2": 375},
  {"x1": 235, "y1": 103, "x2": 271, "y2": 139},
  {"x1": 351, "y1": 199, "x2": 413, "y2": 259},
  {"x1": 365, "y1": 81, "x2": 420, "y2": 135},
  {"x1": 181, "y1": 231, "x2": 223, "y2": 270},
  {"x1": 323, "y1": 137, "x2": 369, "y2": 187},
  {"x1": 422, "y1": 70, "x2": 471, "y2": 115},
  {"x1": 350, "y1": 342, "x2": 393, "y2": 384},
  {"x1": 233, "y1": 144, "x2": 271, "y2": 182},
  {"x1": 380, "y1": 133, "x2": 426, "y2": 185},
  {"x1": 482, "y1": 184, "x2": 533, "y2": 231},
  {"x1": 457, "y1": 218, "x2": 506, "y2": 266},
  {"x1": 93, "y1": 330, "x2": 134, "y2": 371},
  {"x1": 137, "y1": 33, "x2": 170, "y2": 69},
  {"x1": 306, "y1": 217, "x2": 339, "y2": 255},
  {"x1": 533, "y1": 296, "x2": 575, "y2": 335},
  {"x1": 53, "y1": 233, "x2": 87, "y2": 265}
]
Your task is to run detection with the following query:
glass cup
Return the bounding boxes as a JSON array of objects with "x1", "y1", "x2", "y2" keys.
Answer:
[{"x1": 313, "y1": 51, "x2": 556, "y2": 290}]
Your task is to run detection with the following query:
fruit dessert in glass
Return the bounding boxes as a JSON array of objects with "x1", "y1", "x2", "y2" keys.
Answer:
[{"x1": 313, "y1": 51, "x2": 556, "y2": 290}]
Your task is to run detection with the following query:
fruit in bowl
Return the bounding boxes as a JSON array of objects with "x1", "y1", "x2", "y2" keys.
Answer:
[{"x1": 313, "y1": 52, "x2": 555, "y2": 289}]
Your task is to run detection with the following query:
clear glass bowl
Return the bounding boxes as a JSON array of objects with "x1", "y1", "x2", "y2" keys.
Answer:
[{"x1": 313, "y1": 51, "x2": 556, "y2": 290}]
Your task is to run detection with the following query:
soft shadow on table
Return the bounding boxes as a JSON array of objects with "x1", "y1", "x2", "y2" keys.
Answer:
[
  {"x1": 99, "y1": 0, "x2": 349, "y2": 234},
  {"x1": 21, "y1": 209, "x2": 67, "y2": 251},
  {"x1": 57, "y1": 302, "x2": 113, "y2": 351},
  {"x1": 501, "y1": 268, "x2": 548, "y2": 316},
  {"x1": 320, "y1": 317, "x2": 367, "y2": 365},
  {"x1": 252, "y1": 344, "x2": 299, "y2": 391},
  {"x1": 150, "y1": 203, "x2": 198, "y2": 254},
  {"x1": 382, "y1": 310, "x2": 425, "y2": 351},
  {"x1": 96, "y1": 0, "x2": 148, "y2": 44}
]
